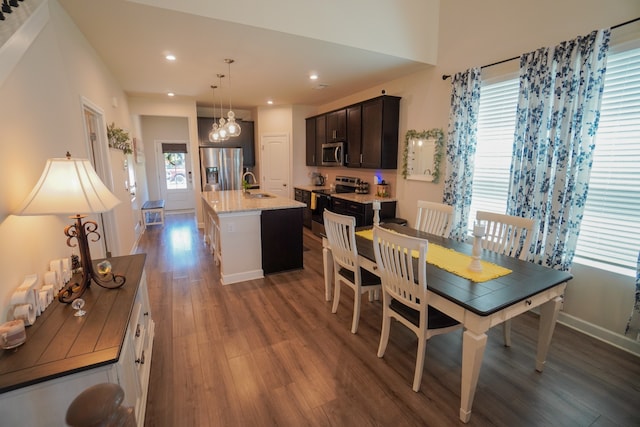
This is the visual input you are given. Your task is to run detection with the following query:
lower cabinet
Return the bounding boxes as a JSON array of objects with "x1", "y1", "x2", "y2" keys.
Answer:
[
  {"x1": 332, "y1": 198, "x2": 396, "y2": 227},
  {"x1": 294, "y1": 188, "x2": 313, "y2": 229},
  {"x1": 261, "y1": 208, "x2": 303, "y2": 274},
  {"x1": 0, "y1": 255, "x2": 154, "y2": 427}
]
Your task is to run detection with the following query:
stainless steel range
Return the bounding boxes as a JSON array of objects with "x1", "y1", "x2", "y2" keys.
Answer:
[{"x1": 311, "y1": 176, "x2": 359, "y2": 236}]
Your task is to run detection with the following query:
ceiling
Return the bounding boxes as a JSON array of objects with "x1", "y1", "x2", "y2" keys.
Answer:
[{"x1": 57, "y1": 0, "x2": 433, "y2": 111}]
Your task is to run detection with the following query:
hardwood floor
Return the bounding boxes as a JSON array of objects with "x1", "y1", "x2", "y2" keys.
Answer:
[{"x1": 137, "y1": 213, "x2": 640, "y2": 427}]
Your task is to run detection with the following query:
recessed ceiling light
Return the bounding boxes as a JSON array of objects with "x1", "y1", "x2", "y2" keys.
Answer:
[
  {"x1": 267, "y1": 100, "x2": 273, "y2": 105},
  {"x1": 167, "y1": 92, "x2": 175, "y2": 97},
  {"x1": 309, "y1": 73, "x2": 318, "y2": 80},
  {"x1": 165, "y1": 54, "x2": 176, "y2": 61}
]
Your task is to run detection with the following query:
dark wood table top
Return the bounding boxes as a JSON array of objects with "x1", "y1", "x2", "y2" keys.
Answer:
[
  {"x1": 356, "y1": 224, "x2": 573, "y2": 316},
  {"x1": 0, "y1": 254, "x2": 146, "y2": 394}
]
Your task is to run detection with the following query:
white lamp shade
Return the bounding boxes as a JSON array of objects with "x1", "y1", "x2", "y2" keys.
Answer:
[{"x1": 16, "y1": 157, "x2": 121, "y2": 215}]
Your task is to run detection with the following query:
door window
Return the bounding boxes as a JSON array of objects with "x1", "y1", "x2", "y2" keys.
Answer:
[{"x1": 164, "y1": 152, "x2": 187, "y2": 190}]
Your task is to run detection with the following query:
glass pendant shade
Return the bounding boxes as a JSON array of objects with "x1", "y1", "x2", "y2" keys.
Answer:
[
  {"x1": 218, "y1": 117, "x2": 229, "y2": 140},
  {"x1": 208, "y1": 84, "x2": 220, "y2": 143},
  {"x1": 208, "y1": 123, "x2": 220, "y2": 142},
  {"x1": 224, "y1": 58, "x2": 241, "y2": 138},
  {"x1": 226, "y1": 111, "x2": 241, "y2": 137}
]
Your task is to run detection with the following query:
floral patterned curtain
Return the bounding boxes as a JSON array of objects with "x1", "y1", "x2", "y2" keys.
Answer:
[
  {"x1": 625, "y1": 251, "x2": 640, "y2": 341},
  {"x1": 443, "y1": 68, "x2": 482, "y2": 241},
  {"x1": 507, "y1": 29, "x2": 611, "y2": 271}
]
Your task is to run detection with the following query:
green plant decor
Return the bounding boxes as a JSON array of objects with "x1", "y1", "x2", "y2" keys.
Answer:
[
  {"x1": 107, "y1": 122, "x2": 133, "y2": 155},
  {"x1": 402, "y1": 128, "x2": 445, "y2": 183}
]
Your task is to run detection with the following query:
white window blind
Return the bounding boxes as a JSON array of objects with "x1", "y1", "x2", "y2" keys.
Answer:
[
  {"x1": 573, "y1": 47, "x2": 640, "y2": 275},
  {"x1": 470, "y1": 47, "x2": 640, "y2": 276},
  {"x1": 468, "y1": 78, "x2": 518, "y2": 230}
]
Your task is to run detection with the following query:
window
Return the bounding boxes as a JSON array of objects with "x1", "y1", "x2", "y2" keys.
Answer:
[
  {"x1": 470, "y1": 47, "x2": 640, "y2": 276},
  {"x1": 162, "y1": 143, "x2": 188, "y2": 190},
  {"x1": 573, "y1": 46, "x2": 640, "y2": 274},
  {"x1": 468, "y1": 78, "x2": 518, "y2": 229}
]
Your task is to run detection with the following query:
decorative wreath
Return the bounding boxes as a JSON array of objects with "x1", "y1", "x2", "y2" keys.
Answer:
[
  {"x1": 107, "y1": 122, "x2": 133, "y2": 155},
  {"x1": 402, "y1": 128, "x2": 444, "y2": 183}
]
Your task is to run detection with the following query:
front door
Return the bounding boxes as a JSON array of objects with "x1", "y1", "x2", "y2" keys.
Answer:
[
  {"x1": 156, "y1": 141, "x2": 195, "y2": 211},
  {"x1": 261, "y1": 133, "x2": 290, "y2": 197}
]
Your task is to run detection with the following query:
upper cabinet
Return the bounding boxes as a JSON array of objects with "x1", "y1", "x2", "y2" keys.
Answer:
[
  {"x1": 360, "y1": 95, "x2": 401, "y2": 169},
  {"x1": 305, "y1": 117, "x2": 316, "y2": 166},
  {"x1": 305, "y1": 115, "x2": 326, "y2": 166},
  {"x1": 346, "y1": 105, "x2": 362, "y2": 167},
  {"x1": 305, "y1": 94, "x2": 400, "y2": 169},
  {"x1": 326, "y1": 109, "x2": 347, "y2": 142},
  {"x1": 197, "y1": 117, "x2": 256, "y2": 166}
]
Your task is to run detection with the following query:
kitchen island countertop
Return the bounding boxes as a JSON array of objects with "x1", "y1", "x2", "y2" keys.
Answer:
[{"x1": 202, "y1": 190, "x2": 305, "y2": 214}]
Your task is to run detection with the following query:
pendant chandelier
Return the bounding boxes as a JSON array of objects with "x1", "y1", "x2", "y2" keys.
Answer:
[
  {"x1": 216, "y1": 74, "x2": 229, "y2": 141},
  {"x1": 224, "y1": 59, "x2": 241, "y2": 137},
  {"x1": 208, "y1": 84, "x2": 220, "y2": 142}
]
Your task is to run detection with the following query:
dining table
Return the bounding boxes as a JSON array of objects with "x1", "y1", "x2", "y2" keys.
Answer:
[{"x1": 321, "y1": 223, "x2": 573, "y2": 423}]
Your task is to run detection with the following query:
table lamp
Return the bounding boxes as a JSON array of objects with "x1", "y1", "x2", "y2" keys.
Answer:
[{"x1": 16, "y1": 152, "x2": 126, "y2": 303}]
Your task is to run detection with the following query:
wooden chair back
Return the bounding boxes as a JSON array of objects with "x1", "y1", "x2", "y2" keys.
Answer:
[
  {"x1": 476, "y1": 211, "x2": 536, "y2": 261},
  {"x1": 415, "y1": 200, "x2": 454, "y2": 238}
]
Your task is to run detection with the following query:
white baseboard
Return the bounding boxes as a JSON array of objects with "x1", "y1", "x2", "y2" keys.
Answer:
[{"x1": 557, "y1": 312, "x2": 640, "y2": 357}]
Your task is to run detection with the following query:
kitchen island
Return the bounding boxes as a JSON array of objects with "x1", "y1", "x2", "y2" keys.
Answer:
[{"x1": 202, "y1": 190, "x2": 305, "y2": 285}]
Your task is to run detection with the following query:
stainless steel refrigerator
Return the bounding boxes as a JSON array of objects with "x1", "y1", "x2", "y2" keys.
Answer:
[{"x1": 199, "y1": 147, "x2": 243, "y2": 191}]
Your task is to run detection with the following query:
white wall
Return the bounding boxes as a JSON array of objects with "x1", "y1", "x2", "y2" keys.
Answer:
[{"x1": 0, "y1": 0, "x2": 139, "y2": 321}]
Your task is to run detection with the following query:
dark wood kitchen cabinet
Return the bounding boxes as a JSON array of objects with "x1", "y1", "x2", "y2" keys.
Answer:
[
  {"x1": 326, "y1": 109, "x2": 346, "y2": 142},
  {"x1": 332, "y1": 197, "x2": 396, "y2": 227},
  {"x1": 305, "y1": 115, "x2": 326, "y2": 166},
  {"x1": 361, "y1": 95, "x2": 401, "y2": 169},
  {"x1": 305, "y1": 117, "x2": 316, "y2": 166},
  {"x1": 305, "y1": 95, "x2": 400, "y2": 169},
  {"x1": 346, "y1": 104, "x2": 362, "y2": 167},
  {"x1": 197, "y1": 117, "x2": 256, "y2": 166},
  {"x1": 261, "y1": 208, "x2": 303, "y2": 274},
  {"x1": 294, "y1": 187, "x2": 313, "y2": 229}
]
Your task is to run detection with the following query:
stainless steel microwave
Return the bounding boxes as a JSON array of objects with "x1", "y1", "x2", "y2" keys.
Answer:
[{"x1": 321, "y1": 142, "x2": 344, "y2": 166}]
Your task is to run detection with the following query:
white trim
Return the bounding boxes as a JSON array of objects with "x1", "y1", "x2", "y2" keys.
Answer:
[
  {"x1": 80, "y1": 97, "x2": 120, "y2": 257},
  {"x1": 0, "y1": 0, "x2": 48, "y2": 88},
  {"x1": 558, "y1": 312, "x2": 640, "y2": 357}
]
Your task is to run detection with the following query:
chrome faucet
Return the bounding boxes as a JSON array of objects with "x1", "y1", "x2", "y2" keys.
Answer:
[
  {"x1": 242, "y1": 171, "x2": 258, "y2": 191},
  {"x1": 242, "y1": 171, "x2": 257, "y2": 185}
]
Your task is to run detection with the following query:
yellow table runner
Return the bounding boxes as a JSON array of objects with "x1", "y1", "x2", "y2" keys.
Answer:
[{"x1": 356, "y1": 229, "x2": 512, "y2": 283}]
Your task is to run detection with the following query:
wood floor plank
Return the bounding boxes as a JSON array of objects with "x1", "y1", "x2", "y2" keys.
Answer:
[{"x1": 140, "y1": 213, "x2": 640, "y2": 427}]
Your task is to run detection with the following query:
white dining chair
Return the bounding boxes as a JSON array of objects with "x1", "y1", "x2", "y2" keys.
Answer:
[
  {"x1": 324, "y1": 209, "x2": 381, "y2": 334},
  {"x1": 476, "y1": 210, "x2": 536, "y2": 346},
  {"x1": 415, "y1": 200, "x2": 454, "y2": 238},
  {"x1": 372, "y1": 226, "x2": 461, "y2": 392}
]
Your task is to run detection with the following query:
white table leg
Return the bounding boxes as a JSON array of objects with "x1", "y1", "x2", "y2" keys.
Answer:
[
  {"x1": 322, "y1": 240, "x2": 333, "y2": 302},
  {"x1": 460, "y1": 329, "x2": 487, "y2": 423},
  {"x1": 536, "y1": 295, "x2": 563, "y2": 372}
]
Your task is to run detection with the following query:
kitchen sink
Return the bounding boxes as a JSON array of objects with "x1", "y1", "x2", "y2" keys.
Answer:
[{"x1": 244, "y1": 192, "x2": 274, "y2": 199}]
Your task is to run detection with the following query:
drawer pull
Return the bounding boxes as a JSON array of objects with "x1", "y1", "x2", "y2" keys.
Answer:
[
  {"x1": 143, "y1": 312, "x2": 149, "y2": 316},
  {"x1": 136, "y1": 351, "x2": 145, "y2": 365},
  {"x1": 135, "y1": 324, "x2": 141, "y2": 337},
  {"x1": 525, "y1": 299, "x2": 532, "y2": 306}
]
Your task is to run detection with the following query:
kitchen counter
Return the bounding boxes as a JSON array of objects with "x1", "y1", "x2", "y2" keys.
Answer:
[
  {"x1": 294, "y1": 186, "x2": 397, "y2": 204},
  {"x1": 202, "y1": 190, "x2": 305, "y2": 213},
  {"x1": 331, "y1": 192, "x2": 397, "y2": 204},
  {"x1": 202, "y1": 190, "x2": 304, "y2": 285}
]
